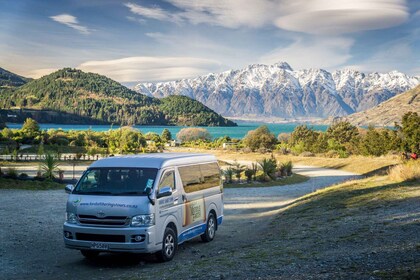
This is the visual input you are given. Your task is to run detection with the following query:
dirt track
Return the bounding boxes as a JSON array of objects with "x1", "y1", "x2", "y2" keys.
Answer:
[{"x1": 0, "y1": 166, "x2": 358, "y2": 280}]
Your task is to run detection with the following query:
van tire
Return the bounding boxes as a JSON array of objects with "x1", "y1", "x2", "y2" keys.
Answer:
[
  {"x1": 201, "y1": 212, "x2": 216, "y2": 242},
  {"x1": 156, "y1": 227, "x2": 177, "y2": 262},
  {"x1": 81, "y1": 250, "x2": 100, "y2": 259}
]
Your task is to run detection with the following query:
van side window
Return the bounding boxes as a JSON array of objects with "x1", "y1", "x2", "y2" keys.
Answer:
[
  {"x1": 158, "y1": 170, "x2": 175, "y2": 192},
  {"x1": 179, "y1": 163, "x2": 220, "y2": 193}
]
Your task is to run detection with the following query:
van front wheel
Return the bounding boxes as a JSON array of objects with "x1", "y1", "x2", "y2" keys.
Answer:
[
  {"x1": 201, "y1": 212, "x2": 216, "y2": 242},
  {"x1": 156, "y1": 227, "x2": 177, "y2": 262}
]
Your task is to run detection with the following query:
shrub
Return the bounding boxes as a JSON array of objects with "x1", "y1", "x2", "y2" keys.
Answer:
[
  {"x1": 40, "y1": 153, "x2": 59, "y2": 179},
  {"x1": 223, "y1": 167, "x2": 234, "y2": 184},
  {"x1": 177, "y1": 128, "x2": 211, "y2": 142},
  {"x1": 244, "y1": 169, "x2": 254, "y2": 182},
  {"x1": 243, "y1": 125, "x2": 277, "y2": 151},
  {"x1": 388, "y1": 161, "x2": 420, "y2": 182},
  {"x1": 18, "y1": 173, "x2": 29, "y2": 179},
  {"x1": 258, "y1": 158, "x2": 277, "y2": 181},
  {"x1": 6, "y1": 168, "x2": 18, "y2": 179},
  {"x1": 282, "y1": 161, "x2": 293, "y2": 176}
]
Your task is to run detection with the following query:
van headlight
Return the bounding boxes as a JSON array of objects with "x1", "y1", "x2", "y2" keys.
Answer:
[
  {"x1": 66, "y1": 212, "x2": 77, "y2": 224},
  {"x1": 131, "y1": 214, "x2": 154, "y2": 227}
]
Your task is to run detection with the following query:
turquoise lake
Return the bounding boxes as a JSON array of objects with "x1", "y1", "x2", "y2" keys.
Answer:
[{"x1": 6, "y1": 122, "x2": 328, "y2": 139}]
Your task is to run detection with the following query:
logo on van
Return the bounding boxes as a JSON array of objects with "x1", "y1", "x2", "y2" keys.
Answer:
[
  {"x1": 96, "y1": 211, "x2": 106, "y2": 218},
  {"x1": 72, "y1": 198, "x2": 82, "y2": 206}
]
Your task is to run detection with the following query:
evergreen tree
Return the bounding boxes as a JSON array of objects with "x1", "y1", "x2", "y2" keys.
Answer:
[{"x1": 161, "y1": 128, "x2": 172, "y2": 142}]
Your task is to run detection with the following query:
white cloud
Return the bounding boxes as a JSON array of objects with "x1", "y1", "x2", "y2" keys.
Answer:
[
  {"x1": 50, "y1": 14, "x2": 91, "y2": 35},
  {"x1": 124, "y1": 2, "x2": 182, "y2": 24},
  {"x1": 78, "y1": 56, "x2": 222, "y2": 82},
  {"x1": 125, "y1": 0, "x2": 409, "y2": 34},
  {"x1": 125, "y1": 0, "x2": 276, "y2": 28},
  {"x1": 260, "y1": 37, "x2": 354, "y2": 70},
  {"x1": 167, "y1": 0, "x2": 277, "y2": 28},
  {"x1": 274, "y1": 0, "x2": 409, "y2": 35}
]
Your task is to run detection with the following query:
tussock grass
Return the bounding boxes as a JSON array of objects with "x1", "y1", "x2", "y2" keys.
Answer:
[{"x1": 388, "y1": 161, "x2": 420, "y2": 182}]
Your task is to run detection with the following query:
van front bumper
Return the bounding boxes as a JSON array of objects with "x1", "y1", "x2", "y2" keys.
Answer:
[{"x1": 63, "y1": 222, "x2": 159, "y2": 253}]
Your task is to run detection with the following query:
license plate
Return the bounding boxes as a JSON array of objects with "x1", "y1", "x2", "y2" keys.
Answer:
[{"x1": 90, "y1": 242, "x2": 109, "y2": 250}]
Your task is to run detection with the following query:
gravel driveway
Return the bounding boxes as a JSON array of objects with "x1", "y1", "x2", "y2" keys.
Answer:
[{"x1": 0, "y1": 166, "x2": 358, "y2": 280}]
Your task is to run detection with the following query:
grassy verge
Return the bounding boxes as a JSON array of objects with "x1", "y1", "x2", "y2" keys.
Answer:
[
  {"x1": 0, "y1": 177, "x2": 65, "y2": 190},
  {"x1": 224, "y1": 173, "x2": 309, "y2": 188},
  {"x1": 168, "y1": 147, "x2": 401, "y2": 175},
  {"x1": 240, "y1": 175, "x2": 420, "y2": 277}
]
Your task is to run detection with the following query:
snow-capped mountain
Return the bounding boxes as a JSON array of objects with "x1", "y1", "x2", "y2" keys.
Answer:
[{"x1": 133, "y1": 62, "x2": 419, "y2": 119}]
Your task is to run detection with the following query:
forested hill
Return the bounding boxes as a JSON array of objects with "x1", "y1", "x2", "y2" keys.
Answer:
[
  {"x1": 0, "y1": 68, "x2": 236, "y2": 126},
  {"x1": 0, "y1": 67, "x2": 31, "y2": 87}
]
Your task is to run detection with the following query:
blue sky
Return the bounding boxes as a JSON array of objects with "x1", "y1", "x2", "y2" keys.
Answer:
[{"x1": 0, "y1": 0, "x2": 419, "y2": 84}]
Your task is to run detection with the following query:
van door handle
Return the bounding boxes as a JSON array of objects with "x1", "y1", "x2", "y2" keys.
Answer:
[{"x1": 174, "y1": 198, "x2": 179, "y2": 205}]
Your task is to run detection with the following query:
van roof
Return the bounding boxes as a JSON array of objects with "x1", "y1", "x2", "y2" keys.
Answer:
[{"x1": 89, "y1": 153, "x2": 217, "y2": 169}]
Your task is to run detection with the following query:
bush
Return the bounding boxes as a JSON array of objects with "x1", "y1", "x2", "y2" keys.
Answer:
[
  {"x1": 223, "y1": 167, "x2": 234, "y2": 184},
  {"x1": 18, "y1": 173, "x2": 29, "y2": 179},
  {"x1": 258, "y1": 158, "x2": 277, "y2": 181},
  {"x1": 6, "y1": 168, "x2": 18, "y2": 179},
  {"x1": 243, "y1": 125, "x2": 277, "y2": 151},
  {"x1": 244, "y1": 169, "x2": 254, "y2": 182},
  {"x1": 281, "y1": 161, "x2": 293, "y2": 176},
  {"x1": 388, "y1": 161, "x2": 420, "y2": 182},
  {"x1": 177, "y1": 128, "x2": 211, "y2": 142}
]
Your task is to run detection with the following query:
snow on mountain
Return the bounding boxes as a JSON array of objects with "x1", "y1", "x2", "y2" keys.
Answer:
[{"x1": 133, "y1": 62, "x2": 419, "y2": 119}]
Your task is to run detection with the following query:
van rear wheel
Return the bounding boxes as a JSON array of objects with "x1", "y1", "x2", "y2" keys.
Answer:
[
  {"x1": 201, "y1": 212, "x2": 216, "y2": 242},
  {"x1": 156, "y1": 227, "x2": 177, "y2": 262},
  {"x1": 81, "y1": 250, "x2": 100, "y2": 259}
]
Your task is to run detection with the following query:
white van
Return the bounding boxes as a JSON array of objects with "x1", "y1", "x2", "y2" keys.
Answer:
[{"x1": 63, "y1": 153, "x2": 223, "y2": 261}]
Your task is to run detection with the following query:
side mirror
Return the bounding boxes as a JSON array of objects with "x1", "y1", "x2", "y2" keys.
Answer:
[
  {"x1": 157, "y1": 186, "x2": 172, "y2": 199},
  {"x1": 65, "y1": 184, "x2": 74, "y2": 194}
]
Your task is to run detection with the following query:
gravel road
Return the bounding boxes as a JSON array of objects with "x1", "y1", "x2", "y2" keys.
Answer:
[{"x1": 0, "y1": 166, "x2": 358, "y2": 280}]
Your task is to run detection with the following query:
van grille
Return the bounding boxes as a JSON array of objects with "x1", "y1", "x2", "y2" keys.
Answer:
[
  {"x1": 76, "y1": 233, "x2": 125, "y2": 242},
  {"x1": 78, "y1": 215, "x2": 129, "y2": 227}
]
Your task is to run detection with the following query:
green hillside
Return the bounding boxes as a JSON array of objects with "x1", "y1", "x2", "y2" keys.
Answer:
[
  {"x1": 0, "y1": 68, "x2": 236, "y2": 126},
  {"x1": 0, "y1": 67, "x2": 31, "y2": 88}
]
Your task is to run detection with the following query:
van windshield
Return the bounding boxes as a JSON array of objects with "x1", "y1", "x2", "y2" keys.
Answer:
[{"x1": 73, "y1": 168, "x2": 158, "y2": 196}]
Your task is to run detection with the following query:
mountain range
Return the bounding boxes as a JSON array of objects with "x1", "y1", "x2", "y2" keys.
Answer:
[
  {"x1": 0, "y1": 68, "x2": 236, "y2": 127},
  {"x1": 134, "y1": 62, "x2": 419, "y2": 120}
]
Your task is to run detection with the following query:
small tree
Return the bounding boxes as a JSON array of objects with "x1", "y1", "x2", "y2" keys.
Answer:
[
  {"x1": 22, "y1": 118, "x2": 40, "y2": 138},
  {"x1": 40, "y1": 153, "x2": 59, "y2": 179},
  {"x1": 244, "y1": 169, "x2": 254, "y2": 182},
  {"x1": 243, "y1": 125, "x2": 277, "y2": 151},
  {"x1": 232, "y1": 161, "x2": 245, "y2": 182},
  {"x1": 258, "y1": 158, "x2": 277, "y2": 181},
  {"x1": 161, "y1": 129, "x2": 172, "y2": 142},
  {"x1": 397, "y1": 112, "x2": 420, "y2": 153},
  {"x1": 223, "y1": 168, "x2": 234, "y2": 184}
]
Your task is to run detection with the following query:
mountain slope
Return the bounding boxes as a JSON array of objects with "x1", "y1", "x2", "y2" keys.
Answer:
[
  {"x1": 336, "y1": 85, "x2": 420, "y2": 126},
  {"x1": 0, "y1": 67, "x2": 31, "y2": 88},
  {"x1": 0, "y1": 68, "x2": 236, "y2": 126},
  {"x1": 134, "y1": 62, "x2": 419, "y2": 119}
]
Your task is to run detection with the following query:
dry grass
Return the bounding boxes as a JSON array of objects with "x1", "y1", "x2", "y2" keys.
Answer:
[
  {"x1": 167, "y1": 147, "x2": 400, "y2": 175},
  {"x1": 388, "y1": 161, "x2": 420, "y2": 182}
]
